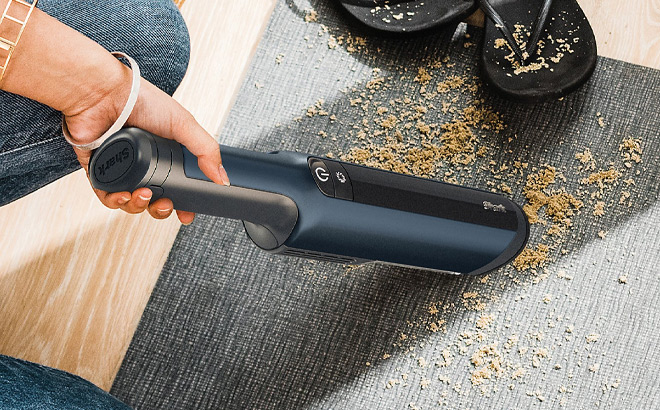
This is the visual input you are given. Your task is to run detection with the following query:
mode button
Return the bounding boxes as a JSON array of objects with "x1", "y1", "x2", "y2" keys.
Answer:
[
  {"x1": 308, "y1": 158, "x2": 335, "y2": 197},
  {"x1": 326, "y1": 161, "x2": 353, "y2": 201}
]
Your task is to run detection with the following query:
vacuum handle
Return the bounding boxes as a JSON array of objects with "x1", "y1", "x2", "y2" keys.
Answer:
[{"x1": 88, "y1": 128, "x2": 298, "y2": 248}]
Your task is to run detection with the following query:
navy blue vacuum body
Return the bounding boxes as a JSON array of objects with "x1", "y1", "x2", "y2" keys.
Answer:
[{"x1": 89, "y1": 128, "x2": 529, "y2": 275}]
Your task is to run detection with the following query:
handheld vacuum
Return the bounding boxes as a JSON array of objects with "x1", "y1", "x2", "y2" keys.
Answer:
[{"x1": 89, "y1": 128, "x2": 529, "y2": 275}]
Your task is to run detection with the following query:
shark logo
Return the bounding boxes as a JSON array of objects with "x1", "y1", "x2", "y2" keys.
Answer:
[
  {"x1": 483, "y1": 200, "x2": 507, "y2": 213},
  {"x1": 97, "y1": 147, "x2": 130, "y2": 176}
]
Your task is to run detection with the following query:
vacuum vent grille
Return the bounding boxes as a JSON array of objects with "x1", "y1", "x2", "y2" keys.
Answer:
[{"x1": 279, "y1": 248, "x2": 358, "y2": 264}]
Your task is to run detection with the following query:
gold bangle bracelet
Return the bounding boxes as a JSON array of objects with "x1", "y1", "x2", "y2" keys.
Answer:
[{"x1": 0, "y1": 0, "x2": 39, "y2": 82}]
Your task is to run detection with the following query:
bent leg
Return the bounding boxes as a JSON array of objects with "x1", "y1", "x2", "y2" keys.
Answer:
[
  {"x1": 0, "y1": 354, "x2": 131, "y2": 409},
  {"x1": 0, "y1": 0, "x2": 190, "y2": 206}
]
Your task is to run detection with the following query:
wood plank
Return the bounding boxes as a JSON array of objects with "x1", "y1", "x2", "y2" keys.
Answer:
[
  {"x1": 579, "y1": 0, "x2": 660, "y2": 70},
  {"x1": 0, "y1": 0, "x2": 275, "y2": 391}
]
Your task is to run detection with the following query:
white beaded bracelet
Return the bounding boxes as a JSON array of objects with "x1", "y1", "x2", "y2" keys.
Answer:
[{"x1": 62, "y1": 51, "x2": 141, "y2": 151}]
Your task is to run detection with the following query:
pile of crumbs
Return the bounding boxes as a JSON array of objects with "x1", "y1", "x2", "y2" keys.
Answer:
[{"x1": 281, "y1": 17, "x2": 647, "y2": 406}]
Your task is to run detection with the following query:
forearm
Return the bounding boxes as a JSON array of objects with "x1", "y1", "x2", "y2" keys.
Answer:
[{"x1": 0, "y1": 0, "x2": 129, "y2": 116}]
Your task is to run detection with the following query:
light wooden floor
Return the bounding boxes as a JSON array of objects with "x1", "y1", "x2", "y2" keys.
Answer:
[
  {"x1": 0, "y1": 0, "x2": 657, "y2": 393},
  {"x1": 0, "y1": 0, "x2": 276, "y2": 390}
]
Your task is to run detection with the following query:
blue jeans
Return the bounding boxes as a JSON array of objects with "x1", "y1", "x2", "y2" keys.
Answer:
[
  {"x1": 0, "y1": 355, "x2": 130, "y2": 409},
  {"x1": 0, "y1": 0, "x2": 189, "y2": 407}
]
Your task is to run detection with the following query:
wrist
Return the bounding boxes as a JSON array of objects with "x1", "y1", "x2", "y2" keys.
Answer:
[
  {"x1": 61, "y1": 56, "x2": 132, "y2": 119},
  {"x1": 63, "y1": 52, "x2": 141, "y2": 150}
]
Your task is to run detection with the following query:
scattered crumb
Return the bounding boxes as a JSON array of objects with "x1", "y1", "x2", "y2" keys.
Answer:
[
  {"x1": 511, "y1": 366, "x2": 526, "y2": 380},
  {"x1": 619, "y1": 137, "x2": 643, "y2": 167},
  {"x1": 532, "y1": 347, "x2": 549, "y2": 367},
  {"x1": 414, "y1": 67, "x2": 432, "y2": 85},
  {"x1": 476, "y1": 314, "x2": 494, "y2": 329},
  {"x1": 306, "y1": 99, "x2": 328, "y2": 117},
  {"x1": 575, "y1": 148, "x2": 596, "y2": 171},
  {"x1": 327, "y1": 35, "x2": 338, "y2": 50},
  {"x1": 304, "y1": 9, "x2": 318, "y2": 23},
  {"x1": 438, "y1": 348, "x2": 453, "y2": 367},
  {"x1": 557, "y1": 270, "x2": 573, "y2": 280},
  {"x1": 523, "y1": 166, "x2": 583, "y2": 225},
  {"x1": 593, "y1": 201, "x2": 605, "y2": 217},
  {"x1": 513, "y1": 243, "x2": 550, "y2": 271},
  {"x1": 436, "y1": 75, "x2": 465, "y2": 93},
  {"x1": 470, "y1": 343, "x2": 504, "y2": 385},
  {"x1": 420, "y1": 377, "x2": 431, "y2": 389},
  {"x1": 505, "y1": 334, "x2": 519, "y2": 350},
  {"x1": 428, "y1": 304, "x2": 439, "y2": 315},
  {"x1": 582, "y1": 168, "x2": 621, "y2": 190}
]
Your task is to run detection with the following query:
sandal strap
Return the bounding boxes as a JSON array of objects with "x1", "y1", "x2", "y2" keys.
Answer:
[
  {"x1": 479, "y1": 0, "x2": 553, "y2": 62},
  {"x1": 526, "y1": 0, "x2": 553, "y2": 57}
]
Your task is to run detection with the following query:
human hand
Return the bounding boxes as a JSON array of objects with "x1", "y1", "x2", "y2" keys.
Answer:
[{"x1": 64, "y1": 63, "x2": 231, "y2": 225}]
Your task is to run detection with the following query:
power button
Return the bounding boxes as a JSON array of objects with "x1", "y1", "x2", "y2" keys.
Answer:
[{"x1": 308, "y1": 158, "x2": 335, "y2": 197}]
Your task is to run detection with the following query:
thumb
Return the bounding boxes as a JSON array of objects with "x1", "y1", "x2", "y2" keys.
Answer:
[
  {"x1": 170, "y1": 113, "x2": 230, "y2": 186},
  {"x1": 195, "y1": 142, "x2": 231, "y2": 187},
  {"x1": 127, "y1": 79, "x2": 230, "y2": 186}
]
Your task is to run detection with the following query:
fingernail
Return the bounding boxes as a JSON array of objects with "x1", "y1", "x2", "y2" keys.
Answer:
[
  {"x1": 182, "y1": 220, "x2": 192, "y2": 226},
  {"x1": 219, "y1": 165, "x2": 231, "y2": 186},
  {"x1": 119, "y1": 196, "x2": 130, "y2": 205},
  {"x1": 138, "y1": 193, "x2": 152, "y2": 201},
  {"x1": 157, "y1": 207, "x2": 171, "y2": 214}
]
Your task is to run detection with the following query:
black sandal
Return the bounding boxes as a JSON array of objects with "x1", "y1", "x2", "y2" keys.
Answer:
[
  {"x1": 479, "y1": 0, "x2": 597, "y2": 102},
  {"x1": 338, "y1": 0, "x2": 477, "y2": 33}
]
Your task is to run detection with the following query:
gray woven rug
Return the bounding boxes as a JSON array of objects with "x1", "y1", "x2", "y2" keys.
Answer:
[{"x1": 111, "y1": 1, "x2": 660, "y2": 408}]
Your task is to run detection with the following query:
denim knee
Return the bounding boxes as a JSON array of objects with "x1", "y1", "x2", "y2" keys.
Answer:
[
  {"x1": 103, "y1": 0, "x2": 192, "y2": 95},
  {"x1": 40, "y1": 0, "x2": 191, "y2": 95},
  {"x1": 0, "y1": 355, "x2": 131, "y2": 409}
]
